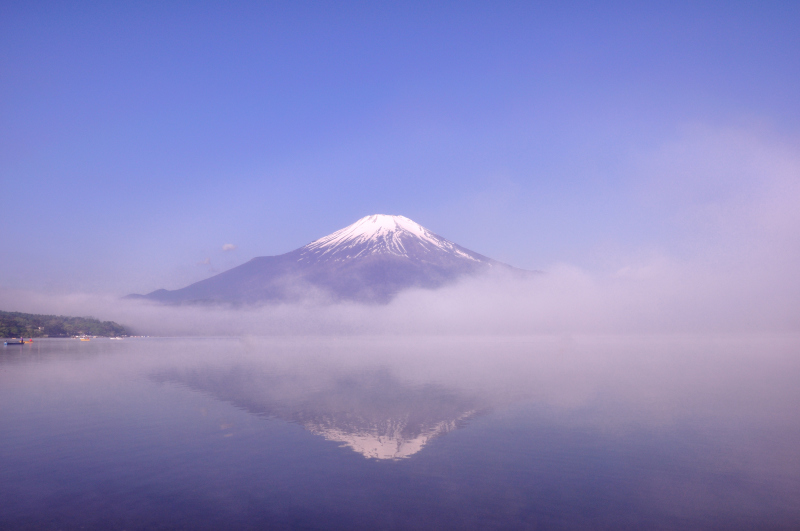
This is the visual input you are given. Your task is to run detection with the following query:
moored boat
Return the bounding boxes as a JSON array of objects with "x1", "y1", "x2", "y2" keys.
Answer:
[{"x1": 4, "y1": 339, "x2": 25, "y2": 345}]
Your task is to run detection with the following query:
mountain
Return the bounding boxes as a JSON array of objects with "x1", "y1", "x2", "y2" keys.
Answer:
[{"x1": 129, "y1": 214, "x2": 527, "y2": 304}]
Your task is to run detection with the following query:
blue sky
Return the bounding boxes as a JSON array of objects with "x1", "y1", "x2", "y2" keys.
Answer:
[{"x1": 2, "y1": 1, "x2": 799, "y2": 294}]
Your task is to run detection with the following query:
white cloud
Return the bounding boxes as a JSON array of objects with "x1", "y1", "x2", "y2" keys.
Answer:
[{"x1": 222, "y1": 244, "x2": 237, "y2": 252}]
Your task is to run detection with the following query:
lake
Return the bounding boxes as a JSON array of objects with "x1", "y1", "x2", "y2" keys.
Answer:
[{"x1": 1, "y1": 336, "x2": 799, "y2": 530}]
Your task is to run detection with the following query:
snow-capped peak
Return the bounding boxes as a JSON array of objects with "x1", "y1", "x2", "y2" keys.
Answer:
[
  {"x1": 309, "y1": 214, "x2": 439, "y2": 248},
  {"x1": 300, "y1": 214, "x2": 484, "y2": 262}
]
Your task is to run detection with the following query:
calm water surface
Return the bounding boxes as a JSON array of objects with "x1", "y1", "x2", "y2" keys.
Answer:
[{"x1": 1, "y1": 336, "x2": 799, "y2": 530}]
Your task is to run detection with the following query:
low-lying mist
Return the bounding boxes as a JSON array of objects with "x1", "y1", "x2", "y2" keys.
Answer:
[
  {"x1": 2, "y1": 125, "x2": 798, "y2": 337},
  {"x1": 1, "y1": 249, "x2": 796, "y2": 337}
]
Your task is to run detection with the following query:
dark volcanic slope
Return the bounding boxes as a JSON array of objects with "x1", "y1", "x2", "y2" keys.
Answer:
[{"x1": 130, "y1": 214, "x2": 526, "y2": 304}]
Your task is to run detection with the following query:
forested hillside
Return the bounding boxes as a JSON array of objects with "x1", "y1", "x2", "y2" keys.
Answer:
[{"x1": 0, "y1": 310, "x2": 129, "y2": 338}]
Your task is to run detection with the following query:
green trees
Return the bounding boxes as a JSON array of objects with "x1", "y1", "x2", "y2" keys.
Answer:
[{"x1": 0, "y1": 311, "x2": 129, "y2": 338}]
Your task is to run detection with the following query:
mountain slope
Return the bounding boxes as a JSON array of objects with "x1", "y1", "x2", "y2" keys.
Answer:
[{"x1": 130, "y1": 214, "x2": 527, "y2": 304}]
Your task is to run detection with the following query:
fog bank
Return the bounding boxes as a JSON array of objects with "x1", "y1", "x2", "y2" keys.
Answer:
[
  {"x1": 1, "y1": 251, "x2": 796, "y2": 336},
  {"x1": 2, "y1": 126, "x2": 798, "y2": 336}
]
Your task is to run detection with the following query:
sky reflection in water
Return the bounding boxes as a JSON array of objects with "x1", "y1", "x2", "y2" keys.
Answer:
[{"x1": 1, "y1": 336, "x2": 799, "y2": 529}]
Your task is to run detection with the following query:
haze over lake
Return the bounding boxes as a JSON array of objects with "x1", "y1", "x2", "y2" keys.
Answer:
[
  {"x1": 2, "y1": 335, "x2": 799, "y2": 530},
  {"x1": 2, "y1": 2, "x2": 800, "y2": 529}
]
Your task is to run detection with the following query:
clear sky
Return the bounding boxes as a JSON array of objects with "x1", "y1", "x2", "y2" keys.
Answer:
[{"x1": 2, "y1": 1, "x2": 799, "y2": 295}]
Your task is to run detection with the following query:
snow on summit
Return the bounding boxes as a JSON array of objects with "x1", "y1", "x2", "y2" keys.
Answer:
[
  {"x1": 301, "y1": 214, "x2": 482, "y2": 262},
  {"x1": 132, "y1": 213, "x2": 525, "y2": 304}
]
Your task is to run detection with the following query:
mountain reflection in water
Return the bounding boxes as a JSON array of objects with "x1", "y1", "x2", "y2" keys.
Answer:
[
  {"x1": 154, "y1": 363, "x2": 485, "y2": 459},
  {"x1": 3, "y1": 336, "x2": 799, "y2": 530}
]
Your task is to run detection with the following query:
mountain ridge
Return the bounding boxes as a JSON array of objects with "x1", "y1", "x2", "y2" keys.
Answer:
[{"x1": 129, "y1": 214, "x2": 530, "y2": 304}]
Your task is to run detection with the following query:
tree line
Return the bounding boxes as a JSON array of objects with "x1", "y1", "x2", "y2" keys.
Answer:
[{"x1": 0, "y1": 310, "x2": 129, "y2": 338}]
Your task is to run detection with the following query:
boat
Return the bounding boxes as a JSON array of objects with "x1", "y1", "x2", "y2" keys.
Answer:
[
  {"x1": 80, "y1": 337, "x2": 91, "y2": 341},
  {"x1": 4, "y1": 340, "x2": 25, "y2": 345}
]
